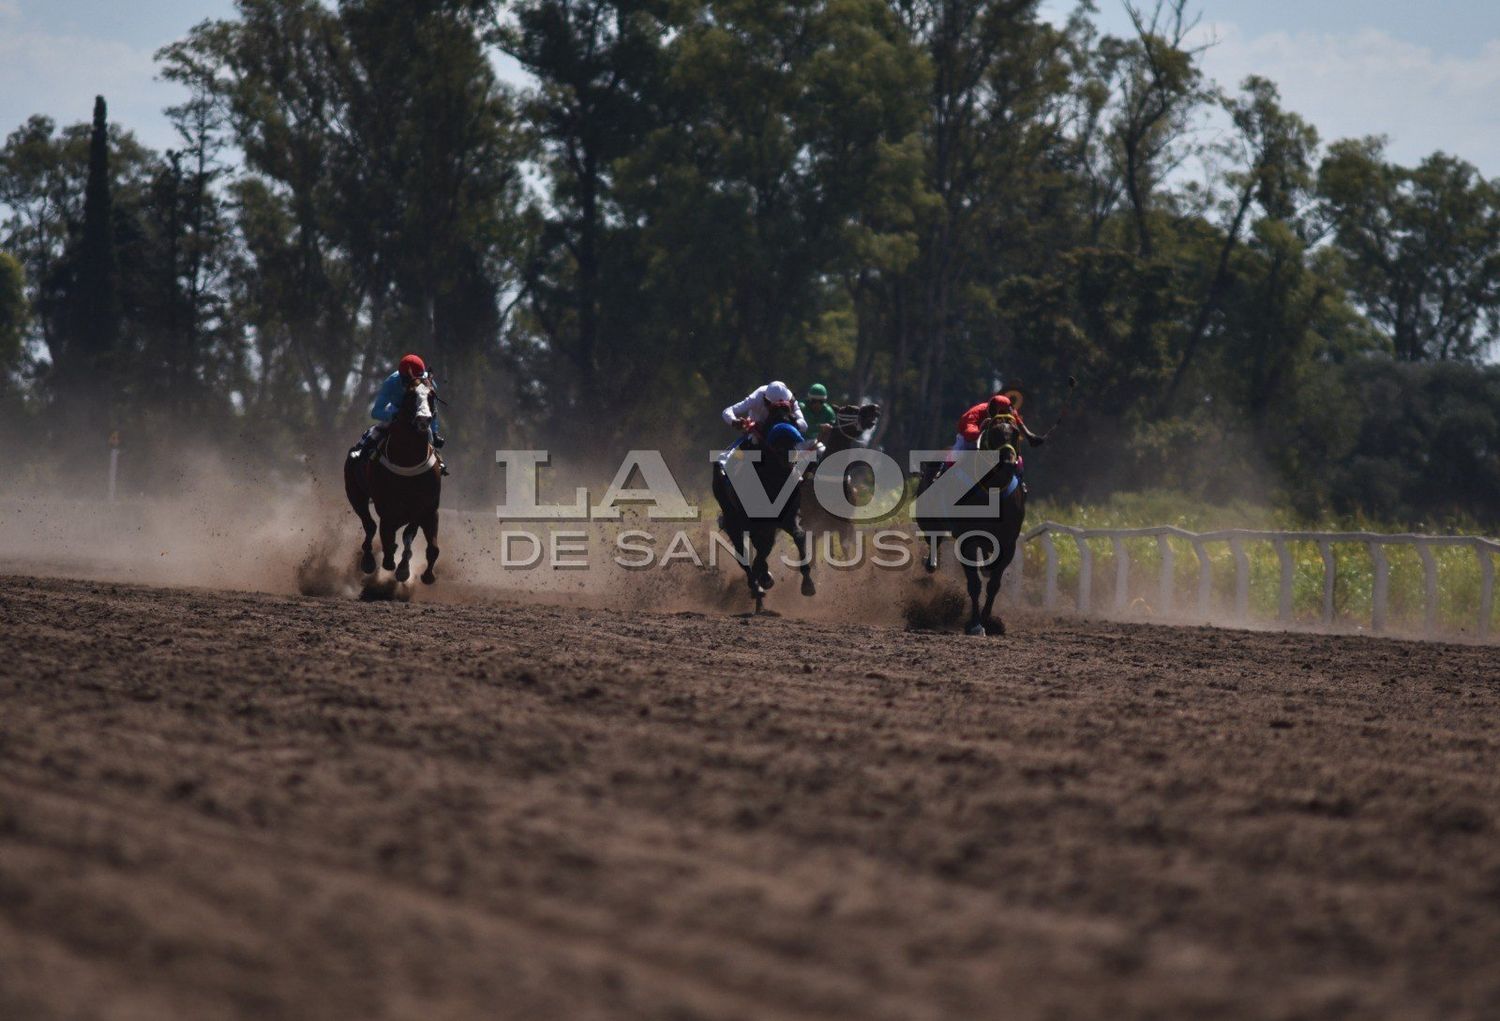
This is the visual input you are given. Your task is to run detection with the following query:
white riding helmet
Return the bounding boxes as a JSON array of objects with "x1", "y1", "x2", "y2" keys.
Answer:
[{"x1": 764, "y1": 380, "x2": 794, "y2": 404}]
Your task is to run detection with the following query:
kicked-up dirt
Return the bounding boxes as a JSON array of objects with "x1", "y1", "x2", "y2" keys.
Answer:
[{"x1": 0, "y1": 574, "x2": 1497, "y2": 1020}]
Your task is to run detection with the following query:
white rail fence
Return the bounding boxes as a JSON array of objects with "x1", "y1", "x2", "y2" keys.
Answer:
[{"x1": 1010, "y1": 523, "x2": 1500, "y2": 638}]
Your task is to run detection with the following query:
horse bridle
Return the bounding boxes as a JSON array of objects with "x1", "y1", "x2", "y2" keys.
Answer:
[
  {"x1": 978, "y1": 414, "x2": 1020, "y2": 466},
  {"x1": 832, "y1": 404, "x2": 880, "y2": 441}
]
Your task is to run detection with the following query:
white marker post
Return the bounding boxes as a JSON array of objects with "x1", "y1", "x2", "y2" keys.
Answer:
[{"x1": 107, "y1": 430, "x2": 120, "y2": 503}]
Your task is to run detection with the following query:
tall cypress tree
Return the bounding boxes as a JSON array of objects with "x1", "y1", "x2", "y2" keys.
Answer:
[
  {"x1": 48, "y1": 96, "x2": 121, "y2": 483},
  {"x1": 75, "y1": 96, "x2": 119, "y2": 393}
]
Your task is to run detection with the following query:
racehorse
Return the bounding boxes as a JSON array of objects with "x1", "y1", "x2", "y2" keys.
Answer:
[
  {"x1": 913, "y1": 413, "x2": 1026, "y2": 636},
  {"x1": 801, "y1": 402, "x2": 882, "y2": 555},
  {"x1": 712, "y1": 421, "x2": 816, "y2": 614},
  {"x1": 344, "y1": 379, "x2": 442, "y2": 584}
]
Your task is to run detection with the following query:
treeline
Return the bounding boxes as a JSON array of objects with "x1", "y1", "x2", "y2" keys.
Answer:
[{"x1": 1, "y1": 0, "x2": 1498, "y2": 524}]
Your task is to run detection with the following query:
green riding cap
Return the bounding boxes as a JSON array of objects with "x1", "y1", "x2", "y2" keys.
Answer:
[{"x1": 804, "y1": 382, "x2": 837, "y2": 428}]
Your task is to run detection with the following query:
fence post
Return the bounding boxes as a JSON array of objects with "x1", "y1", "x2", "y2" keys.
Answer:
[
  {"x1": 1042, "y1": 533, "x2": 1059, "y2": 610},
  {"x1": 1417, "y1": 542, "x2": 1438, "y2": 634},
  {"x1": 1193, "y1": 541, "x2": 1212, "y2": 619},
  {"x1": 1157, "y1": 534, "x2": 1174, "y2": 615},
  {"x1": 1478, "y1": 543, "x2": 1494, "y2": 638},
  {"x1": 1368, "y1": 542, "x2": 1389, "y2": 632},
  {"x1": 1023, "y1": 524, "x2": 1494, "y2": 637},
  {"x1": 1112, "y1": 536, "x2": 1129, "y2": 612},
  {"x1": 1231, "y1": 537, "x2": 1250, "y2": 621},
  {"x1": 1274, "y1": 539, "x2": 1294, "y2": 623},
  {"x1": 1075, "y1": 534, "x2": 1092, "y2": 614},
  {"x1": 1007, "y1": 533, "x2": 1024, "y2": 602},
  {"x1": 1318, "y1": 541, "x2": 1336, "y2": 625}
]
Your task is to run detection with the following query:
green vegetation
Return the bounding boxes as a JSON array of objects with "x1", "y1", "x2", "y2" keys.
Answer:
[
  {"x1": 0, "y1": 0, "x2": 1497, "y2": 524},
  {"x1": 1014, "y1": 492, "x2": 1498, "y2": 634}
]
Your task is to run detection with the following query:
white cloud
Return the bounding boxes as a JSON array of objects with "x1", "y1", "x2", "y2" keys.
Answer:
[
  {"x1": 0, "y1": 23, "x2": 186, "y2": 151},
  {"x1": 1192, "y1": 22, "x2": 1500, "y2": 174}
]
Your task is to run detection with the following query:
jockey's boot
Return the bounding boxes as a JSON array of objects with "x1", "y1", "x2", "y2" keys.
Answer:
[
  {"x1": 437, "y1": 453, "x2": 450, "y2": 477},
  {"x1": 349, "y1": 424, "x2": 383, "y2": 461}
]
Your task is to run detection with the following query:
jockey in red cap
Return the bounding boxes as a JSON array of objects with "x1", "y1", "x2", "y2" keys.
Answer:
[
  {"x1": 947, "y1": 391, "x2": 1044, "y2": 467},
  {"x1": 349, "y1": 353, "x2": 447, "y2": 473}
]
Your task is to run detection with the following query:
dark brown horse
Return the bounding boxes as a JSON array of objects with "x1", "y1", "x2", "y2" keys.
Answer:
[
  {"x1": 914, "y1": 414, "x2": 1026, "y2": 635},
  {"x1": 344, "y1": 380, "x2": 441, "y2": 584},
  {"x1": 712, "y1": 421, "x2": 815, "y2": 614},
  {"x1": 800, "y1": 403, "x2": 882, "y2": 555}
]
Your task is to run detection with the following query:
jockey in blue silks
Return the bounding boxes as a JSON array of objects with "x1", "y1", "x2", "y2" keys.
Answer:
[
  {"x1": 350, "y1": 353, "x2": 447, "y2": 473},
  {"x1": 371, "y1": 354, "x2": 442, "y2": 439}
]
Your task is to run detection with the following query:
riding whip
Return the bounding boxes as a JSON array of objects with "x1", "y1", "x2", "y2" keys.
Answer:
[{"x1": 1042, "y1": 375, "x2": 1078, "y2": 440}]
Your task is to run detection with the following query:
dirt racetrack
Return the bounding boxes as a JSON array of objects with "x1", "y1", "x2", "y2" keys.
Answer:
[{"x1": 1, "y1": 574, "x2": 1498, "y2": 1020}]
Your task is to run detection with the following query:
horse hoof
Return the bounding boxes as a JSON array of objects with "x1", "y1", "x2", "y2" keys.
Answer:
[
  {"x1": 983, "y1": 617, "x2": 1006, "y2": 636},
  {"x1": 800, "y1": 576, "x2": 816, "y2": 597},
  {"x1": 965, "y1": 622, "x2": 986, "y2": 636},
  {"x1": 395, "y1": 562, "x2": 410, "y2": 583},
  {"x1": 420, "y1": 571, "x2": 435, "y2": 585},
  {"x1": 360, "y1": 552, "x2": 376, "y2": 574},
  {"x1": 382, "y1": 556, "x2": 396, "y2": 571}
]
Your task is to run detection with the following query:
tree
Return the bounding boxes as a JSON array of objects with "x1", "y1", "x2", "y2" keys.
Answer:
[
  {"x1": 1319, "y1": 140, "x2": 1500, "y2": 362},
  {"x1": 161, "y1": 0, "x2": 529, "y2": 454},
  {"x1": 0, "y1": 115, "x2": 153, "y2": 379},
  {"x1": 0, "y1": 252, "x2": 25, "y2": 380},
  {"x1": 337, "y1": 0, "x2": 529, "y2": 433},
  {"x1": 1162, "y1": 75, "x2": 1320, "y2": 407},
  {"x1": 633, "y1": 0, "x2": 927, "y2": 379},
  {"x1": 160, "y1": 0, "x2": 364, "y2": 441},
  {"x1": 493, "y1": 0, "x2": 672, "y2": 426},
  {"x1": 871, "y1": 0, "x2": 1072, "y2": 451},
  {"x1": 48, "y1": 96, "x2": 122, "y2": 460}
]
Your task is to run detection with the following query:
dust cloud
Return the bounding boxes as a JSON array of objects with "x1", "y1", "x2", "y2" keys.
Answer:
[{"x1": 0, "y1": 448, "x2": 959, "y2": 627}]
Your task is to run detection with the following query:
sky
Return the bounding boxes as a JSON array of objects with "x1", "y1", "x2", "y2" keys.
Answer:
[
  {"x1": 2, "y1": 0, "x2": 1500, "y2": 174},
  {"x1": 1045, "y1": 0, "x2": 1500, "y2": 173}
]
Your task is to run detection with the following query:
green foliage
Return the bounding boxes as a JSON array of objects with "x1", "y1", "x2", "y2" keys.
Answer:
[
  {"x1": 1320, "y1": 139, "x2": 1500, "y2": 362},
  {"x1": 0, "y1": 251, "x2": 25, "y2": 377},
  {"x1": 0, "y1": 0, "x2": 1497, "y2": 523},
  {"x1": 1019, "y1": 491, "x2": 1498, "y2": 634}
]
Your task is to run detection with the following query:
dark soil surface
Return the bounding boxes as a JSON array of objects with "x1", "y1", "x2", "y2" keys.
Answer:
[{"x1": 1, "y1": 574, "x2": 1497, "y2": 1020}]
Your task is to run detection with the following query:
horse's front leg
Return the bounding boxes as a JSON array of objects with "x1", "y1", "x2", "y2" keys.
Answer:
[
  {"x1": 980, "y1": 567, "x2": 1006, "y2": 635},
  {"x1": 346, "y1": 469, "x2": 378, "y2": 574},
  {"x1": 395, "y1": 523, "x2": 418, "y2": 582},
  {"x1": 721, "y1": 523, "x2": 752, "y2": 586},
  {"x1": 355, "y1": 509, "x2": 376, "y2": 574},
  {"x1": 750, "y1": 541, "x2": 773, "y2": 594},
  {"x1": 981, "y1": 538, "x2": 1018, "y2": 635},
  {"x1": 922, "y1": 530, "x2": 943, "y2": 573},
  {"x1": 379, "y1": 516, "x2": 399, "y2": 572},
  {"x1": 963, "y1": 560, "x2": 985, "y2": 636},
  {"x1": 419, "y1": 513, "x2": 440, "y2": 585},
  {"x1": 790, "y1": 523, "x2": 815, "y2": 596},
  {"x1": 360, "y1": 522, "x2": 376, "y2": 574}
]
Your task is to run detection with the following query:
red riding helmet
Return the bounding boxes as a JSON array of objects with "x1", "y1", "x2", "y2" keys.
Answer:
[
  {"x1": 398, "y1": 353, "x2": 426, "y2": 379},
  {"x1": 987, "y1": 393, "x2": 1013, "y2": 417}
]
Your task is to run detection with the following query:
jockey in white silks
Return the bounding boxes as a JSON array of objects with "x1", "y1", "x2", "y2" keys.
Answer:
[{"x1": 721, "y1": 380, "x2": 808, "y2": 436}]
